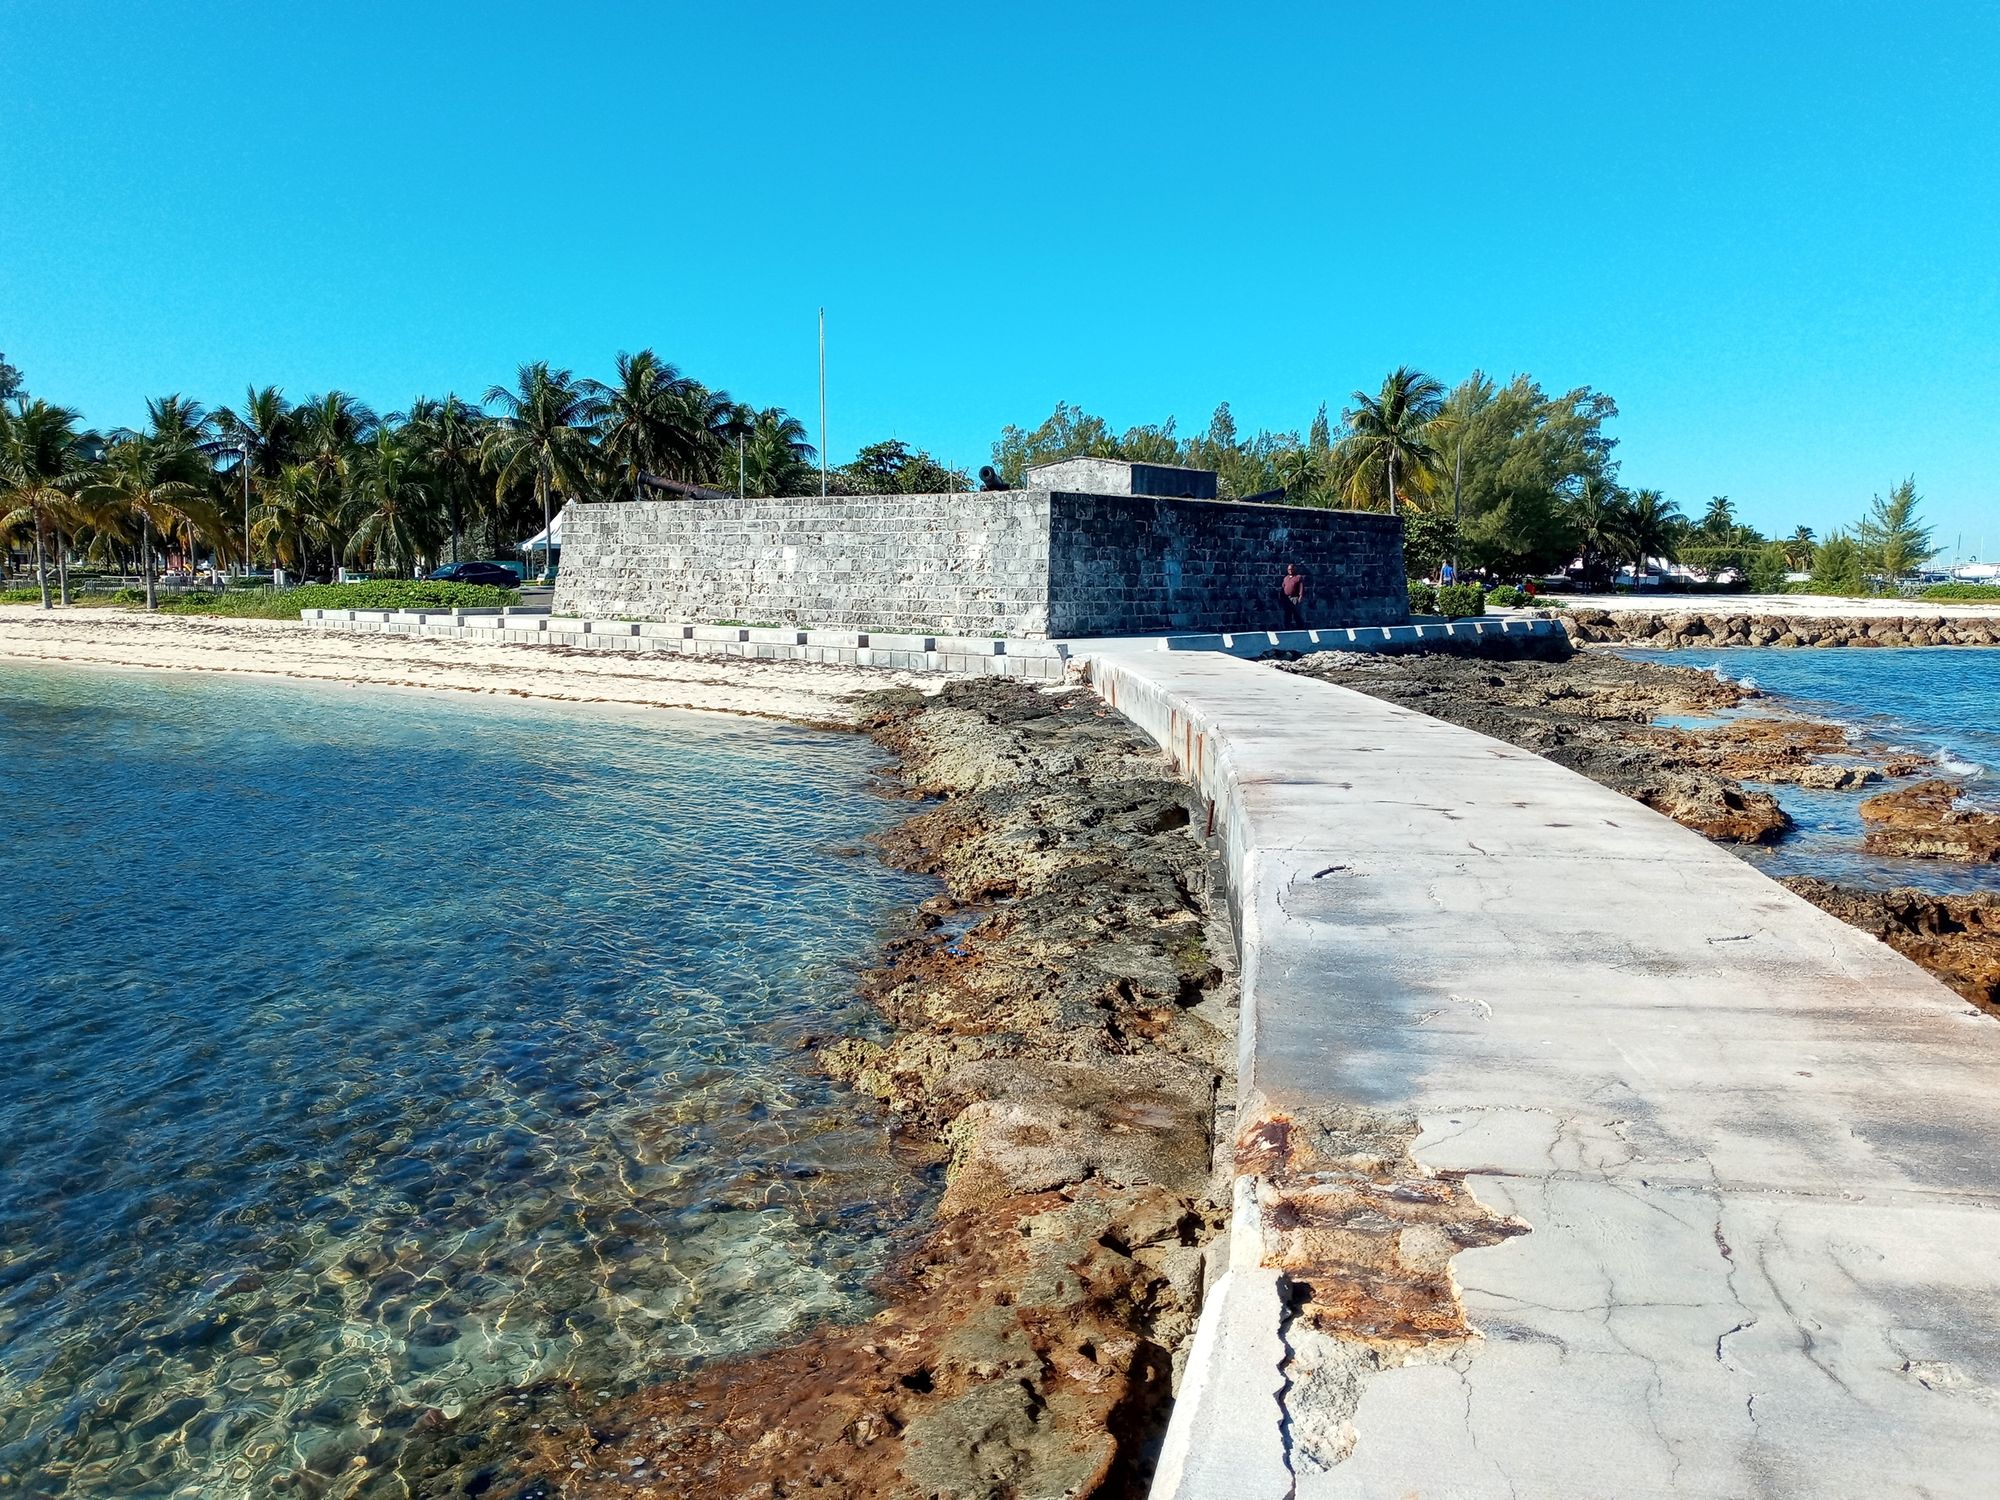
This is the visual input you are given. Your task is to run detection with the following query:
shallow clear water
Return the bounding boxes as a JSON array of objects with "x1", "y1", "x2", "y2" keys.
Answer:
[
  {"x1": 1618, "y1": 647, "x2": 2000, "y2": 892},
  {"x1": 0, "y1": 666, "x2": 937, "y2": 1498}
]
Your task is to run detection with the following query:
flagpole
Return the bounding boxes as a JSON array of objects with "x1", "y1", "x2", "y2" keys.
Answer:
[{"x1": 818, "y1": 307, "x2": 828, "y2": 498}]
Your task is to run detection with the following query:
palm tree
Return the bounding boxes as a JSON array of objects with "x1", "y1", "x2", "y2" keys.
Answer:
[
  {"x1": 1568, "y1": 476, "x2": 1627, "y2": 588},
  {"x1": 1275, "y1": 445, "x2": 1335, "y2": 507},
  {"x1": 345, "y1": 430, "x2": 438, "y2": 574},
  {"x1": 404, "y1": 395, "x2": 486, "y2": 564},
  {"x1": 292, "y1": 392, "x2": 377, "y2": 577},
  {"x1": 1338, "y1": 367, "x2": 1446, "y2": 515},
  {"x1": 89, "y1": 421, "x2": 216, "y2": 610},
  {"x1": 738, "y1": 407, "x2": 817, "y2": 497},
  {"x1": 482, "y1": 363, "x2": 606, "y2": 576},
  {"x1": 0, "y1": 400, "x2": 95, "y2": 607},
  {"x1": 250, "y1": 463, "x2": 323, "y2": 575},
  {"x1": 212, "y1": 386, "x2": 297, "y2": 570},
  {"x1": 1782, "y1": 526, "x2": 1817, "y2": 572},
  {"x1": 1613, "y1": 489, "x2": 1684, "y2": 579},
  {"x1": 661, "y1": 380, "x2": 751, "y2": 486},
  {"x1": 597, "y1": 350, "x2": 696, "y2": 498}
]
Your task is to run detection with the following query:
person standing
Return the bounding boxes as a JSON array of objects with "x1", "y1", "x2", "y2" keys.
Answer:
[
  {"x1": 1279, "y1": 563, "x2": 1307, "y2": 628},
  {"x1": 1440, "y1": 558, "x2": 1457, "y2": 586}
]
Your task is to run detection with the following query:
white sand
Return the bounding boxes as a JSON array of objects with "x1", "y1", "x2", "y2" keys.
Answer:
[{"x1": 0, "y1": 606, "x2": 945, "y2": 725}]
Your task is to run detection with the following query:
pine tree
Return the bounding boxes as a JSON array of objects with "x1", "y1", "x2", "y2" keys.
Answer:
[{"x1": 1855, "y1": 476, "x2": 1934, "y2": 585}]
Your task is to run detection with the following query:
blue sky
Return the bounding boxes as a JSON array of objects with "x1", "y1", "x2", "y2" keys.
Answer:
[{"x1": 3, "y1": 2, "x2": 1996, "y2": 551}]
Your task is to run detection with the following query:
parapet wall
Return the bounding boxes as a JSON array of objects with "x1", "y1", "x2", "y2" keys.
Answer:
[{"x1": 552, "y1": 491, "x2": 1407, "y2": 638}]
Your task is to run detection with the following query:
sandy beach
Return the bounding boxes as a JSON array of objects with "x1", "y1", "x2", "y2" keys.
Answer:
[{"x1": 0, "y1": 606, "x2": 947, "y2": 726}]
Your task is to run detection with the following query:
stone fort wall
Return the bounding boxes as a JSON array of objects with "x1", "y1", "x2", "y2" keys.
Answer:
[{"x1": 552, "y1": 490, "x2": 1406, "y2": 638}]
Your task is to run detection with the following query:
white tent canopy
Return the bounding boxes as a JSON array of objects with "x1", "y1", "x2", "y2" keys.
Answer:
[{"x1": 517, "y1": 510, "x2": 564, "y2": 553}]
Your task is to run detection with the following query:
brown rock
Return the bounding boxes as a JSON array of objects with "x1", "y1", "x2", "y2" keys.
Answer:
[
  {"x1": 1641, "y1": 773, "x2": 1791, "y2": 842},
  {"x1": 1859, "y1": 780, "x2": 2000, "y2": 861}
]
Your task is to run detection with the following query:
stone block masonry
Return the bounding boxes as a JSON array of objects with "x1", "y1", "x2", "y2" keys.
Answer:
[
  {"x1": 1044, "y1": 491, "x2": 1406, "y2": 636},
  {"x1": 552, "y1": 488, "x2": 1408, "y2": 638}
]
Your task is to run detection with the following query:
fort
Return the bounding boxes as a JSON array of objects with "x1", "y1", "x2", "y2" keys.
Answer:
[{"x1": 550, "y1": 458, "x2": 1409, "y2": 637}]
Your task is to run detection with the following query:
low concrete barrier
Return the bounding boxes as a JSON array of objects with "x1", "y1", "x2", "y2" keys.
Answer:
[
  {"x1": 1082, "y1": 645, "x2": 2000, "y2": 1498},
  {"x1": 298, "y1": 609, "x2": 1072, "y2": 679}
]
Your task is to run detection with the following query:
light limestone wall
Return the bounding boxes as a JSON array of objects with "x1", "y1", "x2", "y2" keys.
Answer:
[{"x1": 552, "y1": 492, "x2": 1054, "y2": 635}]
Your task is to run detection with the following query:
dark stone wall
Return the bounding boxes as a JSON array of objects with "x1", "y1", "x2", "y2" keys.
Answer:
[{"x1": 1044, "y1": 493, "x2": 1408, "y2": 636}]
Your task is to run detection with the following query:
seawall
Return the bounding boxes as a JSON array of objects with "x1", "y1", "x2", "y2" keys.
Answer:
[
  {"x1": 1561, "y1": 602, "x2": 2000, "y2": 647},
  {"x1": 549, "y1": 491, "x2": 1407, "y2": 638},
  {"x1": 1081, "y1": 644, "x2": 2000, "y2": 1497}
]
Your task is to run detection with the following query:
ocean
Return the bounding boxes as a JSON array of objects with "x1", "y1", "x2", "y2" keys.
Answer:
[
  {"x1": 1618, "y1": 646, "x2": 2000, "y2": 893},
  {"x1": 0, "y1": 665, "x2": 936, "y2": 1497}
]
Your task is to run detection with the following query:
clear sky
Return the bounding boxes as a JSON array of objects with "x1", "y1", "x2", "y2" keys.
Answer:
[{"x1": 3, "y1": 2, "x2": 1996, "y2": 552}]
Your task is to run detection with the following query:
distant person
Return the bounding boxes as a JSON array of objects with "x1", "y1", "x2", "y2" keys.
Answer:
[
  {"x1": 1279, "y1": 563, "x2": 1306, "y2": 628},
  {"x1": 978, "y1": 465, "x2": 1008, "y2": 492},
  {"x1": 1440, "y1": 559, "x2": 1456, "y2": 586}
]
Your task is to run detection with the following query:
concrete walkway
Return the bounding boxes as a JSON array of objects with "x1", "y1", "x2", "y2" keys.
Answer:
[{"x1": 1083, "y1": 645, "x2": 2000, "y2": 1499}]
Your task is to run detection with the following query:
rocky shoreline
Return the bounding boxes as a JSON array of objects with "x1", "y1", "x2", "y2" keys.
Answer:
[
  {"x1": 1280, "y1": 647, "x2": 2000, "y2": 1011},
  {"x1": 1558, "y1": 605, "x2": 2000, "y2": 649},
  {"x1": 411, "y1": 678, "x2": 1237, "y2": 1499}
]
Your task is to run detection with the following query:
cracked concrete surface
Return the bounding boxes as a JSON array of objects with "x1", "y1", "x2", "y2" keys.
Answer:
[{"x1": 1090, "y1": 647, "x2": 2000, "y2": 1499}]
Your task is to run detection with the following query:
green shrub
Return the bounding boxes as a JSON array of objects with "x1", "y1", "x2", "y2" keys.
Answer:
[
  {"x1": 1406, "y1": 580, "x2": 1437, "y2": 614},
  {"x1": 1435, "y1": 583, "x2": 1488, "y2": 619},
  {"x1": 1810, "y1": 533, "x2": 1867, "y2": 595},
  {"x1": 1920, "y1": 583, "x2": 2000, "y2": 603},
  {"x1": 0, "y1": 585, "x2": 46, "y2": 603},
  {"x1": 1487, "y1": 585, "x2": 1526, "y2": 608},
  {"x1": 159, "y1": 579, "x2": 518, "y2": 619}
]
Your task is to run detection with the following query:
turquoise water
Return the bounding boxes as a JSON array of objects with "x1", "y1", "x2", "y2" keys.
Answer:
[
  {"x1": 0, "y1": 666, "x2": 936, "y2": 1498},
  {"x1": 1619, "y1": 647, "x2": 2000, "y2": 892}
]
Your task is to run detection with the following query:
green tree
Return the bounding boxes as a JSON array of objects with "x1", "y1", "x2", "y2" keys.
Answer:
[
  {"x1": 404, "y1": 394, "x2": 487, "y2": 563},
  {"x1": 250, "y1": 463, "x2": 325, "y2": 574},
  {"x1": 1781, "y1": 526, "x2": 1817, "y2": 571},
  {"x1": 1855, "y1": 476, "x2": 1934, "y2": 585},
  {"x1": 1810, "y1": 531, "x2": 1866, "y2": 594},
  {"x1": 0, "y1": 399, "x2": 95, "y2": 606},
  {"x1": 990, "y1": 402, "x2": 1123, "y2": 486},
  {"x1": 345, "y1": 430, "x2": 439, "y2": 574},
  {"x1": 1276, "y1": 444, "x2": 1336, "y2": 506},
  {"x1": 737, "y1": 408, "x2": 817, "y2": 498},
  {"x1": 1697, "y1": 495, "x2": 1738, "y2": 542},
  {"x1": 0, "y1": 353, "x2": 25, "y2": 406},
  {"x1": 291, "y1": 392, "x2": 377, "y2": 576},
  {"x1": 596, "y1": 350, "x2": 694, "y2": 498},
  {"x1": 1443, "y1": 374, "x2": 1621, "y2": 573},
  {"x1": 1568, "y1": 477, "x2": 1627, "y2": 587},
  {"x1": 843, "y1": 439, "x2": 967, "y2": 494},
  {"x1": 481, "y1": 363, "x2": 606, "y2": 578},
  {"x1": 1401, "y1": 511, "x2": 1461, "y2": 580},
  {"x1": 1337, "y1": 367, "x2": 1445, "y2": 515},
  {"x1": 1612, "y1": 489, "x2": 1684, "y2": 577},
  {"x1": 89, "y1": 402, "x2": 218, "y2": 609},
  {"x1": 1747, "y1": 540, "x2": 1791, "y2": 594}
]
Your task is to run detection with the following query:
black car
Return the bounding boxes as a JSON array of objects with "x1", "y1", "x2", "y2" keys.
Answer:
[{"x1": 427, "y1": 562, "x2": 520, "y2": 589}]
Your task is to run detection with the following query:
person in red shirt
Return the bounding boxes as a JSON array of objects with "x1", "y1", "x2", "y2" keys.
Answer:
[{"x1": 1280, "y1": 564, "x2": 1306, "y2": 628}]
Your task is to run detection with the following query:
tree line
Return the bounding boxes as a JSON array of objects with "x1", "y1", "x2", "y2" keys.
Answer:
[
  {"x1": 5, "y1": 346, "x2": 1941, "y2": 608},
  {"x1": 0, "y1": 350, "x2": 969, "y2": 607},
  {"x1": 991, "y1": 368, "x2": 1939, "y2": 590}
]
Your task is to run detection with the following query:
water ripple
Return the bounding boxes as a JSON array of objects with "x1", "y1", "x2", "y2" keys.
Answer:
[{"x1": 0, "y1": 665, "x2": 936, "y2": 1498}]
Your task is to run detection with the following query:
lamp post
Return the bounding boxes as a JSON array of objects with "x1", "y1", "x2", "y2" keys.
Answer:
[{"x1": 239, "y1": 440, "x2": 251, "y2": 580}]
